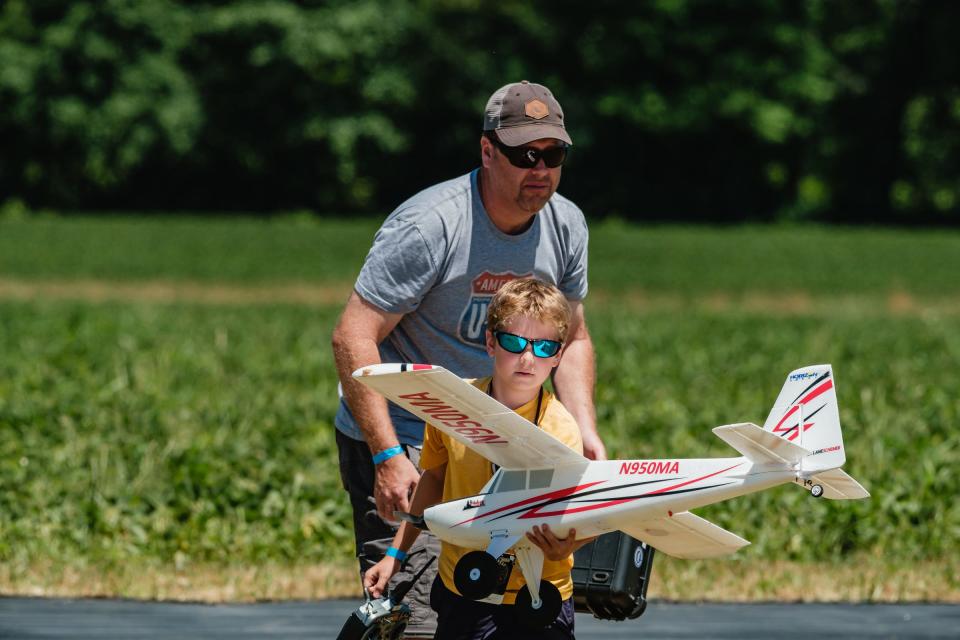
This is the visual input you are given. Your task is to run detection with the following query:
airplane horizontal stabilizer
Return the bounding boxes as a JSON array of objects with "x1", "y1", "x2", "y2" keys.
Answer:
[
  {"x1": 352, "y1": 363, "x2": 587, "y2": 470},
  {"x1": 713, "y1": 422, "x2": 809, "y2": 466},
  {"x1": 807, "y1": 468, "x2": 870, "y2": 500},
  {"x1": 619, "y1": 511, "x2": 750, "y2": 559}
]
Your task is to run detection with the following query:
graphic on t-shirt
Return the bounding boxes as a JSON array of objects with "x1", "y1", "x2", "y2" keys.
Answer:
[{"x1": 458, "y1": 271, "x2": 531, "y2": 345}]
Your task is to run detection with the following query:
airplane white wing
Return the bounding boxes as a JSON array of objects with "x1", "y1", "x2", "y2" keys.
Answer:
[
  {"x1": 619, "y1": 511, "x2": 750, "y2": 559},
  {"x1": 353, "y1": 363, "x2": 588, "y2": 470}
]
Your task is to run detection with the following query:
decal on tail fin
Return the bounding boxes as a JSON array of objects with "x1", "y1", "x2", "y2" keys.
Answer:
[{"x1": 763, "y1": 364, "x2": 845, "y2": 472}]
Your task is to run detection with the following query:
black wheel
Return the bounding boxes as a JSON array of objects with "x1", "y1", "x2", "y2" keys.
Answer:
[
  {"x1": 454, "y1": 551, "x2": 501, "y2": 600},
  {"x1": 811, "y1": 484, "x2": 824, "y2": 498},
  {"x1": 513, "y1": 580, "x2": 562, "y2": 629},
  {"x1": 627, "y1": 599, "x2": 648, "y2": 619}
]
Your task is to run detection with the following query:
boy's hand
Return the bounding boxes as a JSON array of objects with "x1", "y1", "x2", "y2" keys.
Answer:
[
  {"x1": 526, "y1": 524, "x2": 590, "y2": 561},
  {"x1": 363, "y1": 556, "x2": 402, "y2": 599}
]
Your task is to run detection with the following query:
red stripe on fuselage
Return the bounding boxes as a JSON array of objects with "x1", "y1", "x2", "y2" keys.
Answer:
[
  {"x1": 645, "y1": 462, "x2": 743, "y2": 496},
  {"x1": 516, "y1": 463, "x2": 744, "y2": 519},
  {"x1": 521, "y1": 497, "x2": 637, "y2": 518},
  {"x1": 453, "y1": 481, "x2": 606, "y2": 527}
]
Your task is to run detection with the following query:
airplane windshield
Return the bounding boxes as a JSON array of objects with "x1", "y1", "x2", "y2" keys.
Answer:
[
  {"x1": 498, "y1": 470, "x2": 526, "y2": 492},
  {"x1": 480, "y1": 469, "x2": 502, "y2": 495},
  {"x1": 489, "y1": 469, "x2": 555, "y2": 493},
  {"x1": 529, "y1": 469, "x2": 554, "y2": 489}
]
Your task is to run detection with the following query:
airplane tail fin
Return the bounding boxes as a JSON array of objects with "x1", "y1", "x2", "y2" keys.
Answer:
[
  {"x1": 715, "y1": 365, "x2": 869, "y2": 500},
  {"x1": 762, "y1": 364, "x2": 845, "y2": 472}
]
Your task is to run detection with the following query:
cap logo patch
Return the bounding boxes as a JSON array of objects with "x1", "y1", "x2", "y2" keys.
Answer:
[{"x1": 524, "y1": 99, "x2": 549, "y2": 120}]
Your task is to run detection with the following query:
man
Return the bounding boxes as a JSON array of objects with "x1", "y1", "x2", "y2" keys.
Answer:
[{"x1": 332, "y1": 80, "x2": 604, "y2": 638}]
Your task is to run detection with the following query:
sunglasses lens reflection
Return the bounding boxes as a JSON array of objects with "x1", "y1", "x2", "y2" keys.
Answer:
[
  {"x1": 532, "y1": 341, "x2": 561, "y2": 357},
  {"x1": 496, "y1": 332, "x2": 527, "y2": 353}
]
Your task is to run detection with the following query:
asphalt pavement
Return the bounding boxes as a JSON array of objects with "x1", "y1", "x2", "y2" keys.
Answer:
[{"x1": 0, "y1": 597, "x2": 956, "y2": 639}]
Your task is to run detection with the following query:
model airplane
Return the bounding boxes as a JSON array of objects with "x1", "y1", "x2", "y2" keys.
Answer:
[{"x1": 354, "y1": 363, "x2": 869, "y2": 626}]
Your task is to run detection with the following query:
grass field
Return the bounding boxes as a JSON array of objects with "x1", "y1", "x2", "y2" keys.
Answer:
[{"x1": 1, "y1": 214, "x2": 958, "y2": 602}]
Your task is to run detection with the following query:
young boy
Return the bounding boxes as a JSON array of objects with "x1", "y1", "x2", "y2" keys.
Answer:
[{"x1": 363, "y1": 278, "x2": 586, "y2": 639}]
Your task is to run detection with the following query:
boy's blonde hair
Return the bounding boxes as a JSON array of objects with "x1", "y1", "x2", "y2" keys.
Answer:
[{"x1": 486, "y1": 278, "x2": 571, "y2": 342}]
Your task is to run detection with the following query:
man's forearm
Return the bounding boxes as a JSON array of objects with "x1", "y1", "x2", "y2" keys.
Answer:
[
  {"x1": 553, "y1": 332, "x2": 598, "y2": 436},
  {"x1": 332, "y1": 294, "x2": 420, "y2": 519},
  {"x1": 332, "y1": 331, "x2": 399, "y2": 455}
]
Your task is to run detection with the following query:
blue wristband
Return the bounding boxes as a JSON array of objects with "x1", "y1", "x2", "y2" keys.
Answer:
[
  {"x1": 385, "y1": 546, "x2": 408, "y2": 562},
  {"x1": 372, "y1": 445, "x2": 404, "y2": 465}
]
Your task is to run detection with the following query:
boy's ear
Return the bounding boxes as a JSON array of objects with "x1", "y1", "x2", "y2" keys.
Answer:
[{"x1": 485, "y1": 329, "x2": 496, "y2": 357}]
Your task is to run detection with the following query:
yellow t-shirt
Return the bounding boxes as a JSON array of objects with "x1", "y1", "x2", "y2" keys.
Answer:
[{"x1": 419, "y1": 377, "x2": 583, "y2": 604}]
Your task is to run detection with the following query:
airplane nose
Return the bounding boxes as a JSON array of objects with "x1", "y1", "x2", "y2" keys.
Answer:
[
  {"x1": 424, "y1": 502, "x2": 456, "y2": 530},
  {"x1": 425, "y1": 500, "x2": 488, "y2": 546}
]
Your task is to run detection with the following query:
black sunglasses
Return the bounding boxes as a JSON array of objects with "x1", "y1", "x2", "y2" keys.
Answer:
[
  {"x1": 494, "y1": 331, "x2": 563, "y2": 358},
  {"x1": 490, "y1": 137, "x2": 569, "y2": 169}
]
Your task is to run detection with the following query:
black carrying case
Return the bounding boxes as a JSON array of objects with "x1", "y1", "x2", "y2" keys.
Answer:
[{"x1": 572, "y1": 531, "x2": 655, "y2": 620}]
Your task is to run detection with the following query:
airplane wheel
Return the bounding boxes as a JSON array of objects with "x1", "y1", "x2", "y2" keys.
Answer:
[
  {"x1": 514, "y1": 580, "x2": 562, "y2": 629},
  {"x1": 811, "y1": 484, "x2": 824, "y2": 498},
  {"x1": 454, "y1": 551, "x2": 500, "y2": 600}
]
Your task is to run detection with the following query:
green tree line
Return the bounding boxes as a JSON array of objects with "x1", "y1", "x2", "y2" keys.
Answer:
[{"x1": 1, "y1": 0, "x2": 957, "y2": 223}]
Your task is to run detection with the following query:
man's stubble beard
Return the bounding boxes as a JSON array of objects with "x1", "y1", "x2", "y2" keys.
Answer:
[
  {"x1": 515, "y1": 169, "x2": 559, "y2": 213},
  {"x1": 515, "y1": 189, "x2": 554, "y2": 213}
]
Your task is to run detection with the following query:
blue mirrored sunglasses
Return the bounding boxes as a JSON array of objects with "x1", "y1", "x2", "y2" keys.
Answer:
[{"x1": 494, "y1": 331, "x2": 562, "y2": 358}]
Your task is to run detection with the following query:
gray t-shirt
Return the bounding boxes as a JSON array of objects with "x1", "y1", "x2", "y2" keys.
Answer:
[{"x1": 335, "y1": 169, "x2": 589, "y2": 446}]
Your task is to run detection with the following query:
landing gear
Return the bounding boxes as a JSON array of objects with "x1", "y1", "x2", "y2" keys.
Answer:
[
  {"x1": 454, "y1": 551, "x2": 501, "y2": 600},
  {"x1": 810, "y1": 484, "x2": 824, "y2": 498},
  {"x1": 514, "y1": 580, "x2": 562, "y2": 629}
]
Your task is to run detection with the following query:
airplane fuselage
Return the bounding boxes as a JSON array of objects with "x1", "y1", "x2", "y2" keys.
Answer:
[{"x1": 424, "y1": 457, "x2": 795, "y2": 548}]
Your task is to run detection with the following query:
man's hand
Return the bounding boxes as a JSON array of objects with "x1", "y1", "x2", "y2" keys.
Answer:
[
  {"x1": 580, "y1": 429, "x2": 607, "y2": 461},
  {"x1": 525, "y1": 524, "x2": 591, "y2": 561},
  {"x1": 363, "y1": 555, "x2": 402, "y2": 599},
  {"x1": 374, "y1": 453, "x2": 420, "y2": 521}
]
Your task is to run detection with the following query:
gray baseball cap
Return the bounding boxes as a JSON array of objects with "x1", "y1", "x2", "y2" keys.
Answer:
[{"x1": 483, "y1": 80, "x2": 572, "y2": 147}]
